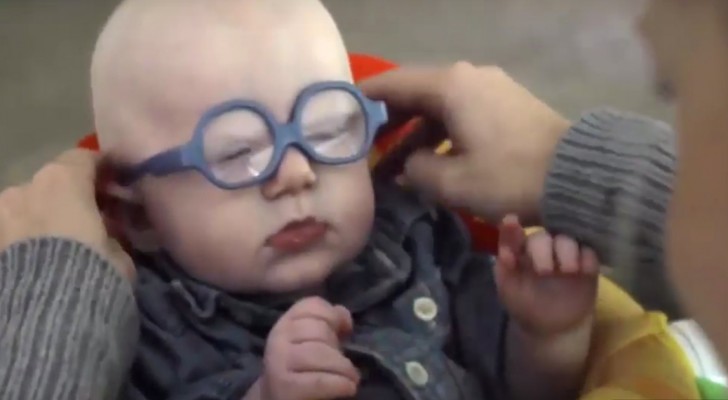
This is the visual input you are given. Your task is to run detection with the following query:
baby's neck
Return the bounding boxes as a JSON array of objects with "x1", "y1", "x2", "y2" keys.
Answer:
[{"x1": 241, "y1": 281, "x2": 327, "y2": 308}]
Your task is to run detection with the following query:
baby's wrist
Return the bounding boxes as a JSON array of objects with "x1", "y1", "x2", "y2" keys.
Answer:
[
  {"x1": 511, "y1": 314, "x2": 593, "y2": 354},
  {"x1": 506, "y1": 312, "x2": 593, "y2": 400}
]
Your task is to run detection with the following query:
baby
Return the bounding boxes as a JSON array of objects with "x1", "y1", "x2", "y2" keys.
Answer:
[{"x1": 91, "y1": 0, "x2": 599, "y2": 399}]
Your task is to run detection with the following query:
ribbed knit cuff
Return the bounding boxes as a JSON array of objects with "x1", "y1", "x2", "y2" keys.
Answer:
[
  {"x1": 0, "y1": 237, "x2": 138, "y2": 400},
  {"x1": 542, "y1": 108, "x2": 676, "y2": 267}
]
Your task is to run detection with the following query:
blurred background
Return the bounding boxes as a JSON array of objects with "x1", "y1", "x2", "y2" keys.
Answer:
[{"x1": 0, "y1": 0, "x2": 678, "y2": 312}]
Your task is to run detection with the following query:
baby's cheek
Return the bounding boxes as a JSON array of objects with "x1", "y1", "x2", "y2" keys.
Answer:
[
  {"x1": 169, "y1": 218, "x2": 266, "y2": 291},
  {"x1": 344, "y1": 202, "x2": 374, "y2": 243},
  {"x1": 145, "y1": 187, "x2": 267, "y2": 291},
  {"x1": 323, "y1": 163, "x2": 375, "y2": 256}
]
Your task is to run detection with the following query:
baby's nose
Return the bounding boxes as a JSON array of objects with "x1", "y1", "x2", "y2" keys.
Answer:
[{"x1": 261, "y1": 149, "x2": 316, "y2": 199}]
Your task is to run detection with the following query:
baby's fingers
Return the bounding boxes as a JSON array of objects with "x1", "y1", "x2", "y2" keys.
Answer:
[
  {"x1": 553, "y1": 235, "x2": 581, "y2": 273},
  {"x1": 526, "y1": 232, "x2": 554, "y2": 274},
  {"x1": 580, "y1": 247, "x2": 600, "y2": 275},
  {"x1": 291, "y1": 372, "x2": 359, "y2": 400},
  {"x1": 288, "y1": 343, "x2": 360, "y2": 398},
  {"x1": 289, "y1": 342, "x2": 359, "y2": 382}
]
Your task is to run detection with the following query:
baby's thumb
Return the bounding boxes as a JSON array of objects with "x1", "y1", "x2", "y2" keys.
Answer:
[
  {"x1": 497, "y1": 215, "x2": 526, "y2": 270},
  {"x1": 498, "y1": 215, "x2": 526, "y2": 251},
  {"x1": 403, "y1": 150, "x2": 464, "y2": 205}
]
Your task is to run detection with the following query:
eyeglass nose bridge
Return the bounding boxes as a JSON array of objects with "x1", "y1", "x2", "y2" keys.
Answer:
[{"x1": 265, "y1": 121, "x2": 319, "y2": 174}]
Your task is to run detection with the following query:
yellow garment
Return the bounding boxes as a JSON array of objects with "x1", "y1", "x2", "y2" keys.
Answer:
[{"x1": 582, "y1": 277, "x2": 699, "y2": 399}]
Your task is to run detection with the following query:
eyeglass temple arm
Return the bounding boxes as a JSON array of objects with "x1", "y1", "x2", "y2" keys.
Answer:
[{"x1": 117, "y1": 148, "x2": 188, "y2": 186}]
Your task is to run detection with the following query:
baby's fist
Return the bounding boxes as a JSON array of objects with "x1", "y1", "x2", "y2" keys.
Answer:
[
  {"x1": 258, "y1": 297, "x2": 359, "y2": 400},
  {"x1": 495, "y1": 215, "x2": 599, "y2": 337}
]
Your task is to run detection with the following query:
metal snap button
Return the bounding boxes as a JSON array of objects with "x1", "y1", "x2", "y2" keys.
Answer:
[
  {"x1": 405, "y1": 361, "x2": 429, "y2": 386},
  {"x1": 413, "y1": 297, "x2": 438, "y2": 321}
]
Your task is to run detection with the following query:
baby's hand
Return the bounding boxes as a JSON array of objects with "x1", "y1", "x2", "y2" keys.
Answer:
[
  {"x1": 258, "y1": 297, "x2": 359, "y2": 400},
  {"x1": 495, "y1": 215, "x2": 599, "y2": 337}
]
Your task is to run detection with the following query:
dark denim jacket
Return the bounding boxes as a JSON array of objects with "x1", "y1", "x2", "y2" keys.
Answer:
[{"x1": 125, "y1": 184, "x2": 509, "y2": 400}]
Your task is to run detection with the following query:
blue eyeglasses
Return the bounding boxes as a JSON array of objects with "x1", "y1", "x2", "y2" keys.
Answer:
[{"x1": 119, "y1": 81, "x2": 388, "y2": 190}]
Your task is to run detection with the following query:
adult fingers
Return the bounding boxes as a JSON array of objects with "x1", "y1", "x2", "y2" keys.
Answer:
[
  {"x1": 373, "y1": 119, "x2": 447, "y2": 181},
  {"x1": 52, "y1": 148, "x2": 102, "y2": 181},
  {"x1": 359, "y1": 65, "x2": 450, "y2": 119},
  {"x1": 0, "y1": 186, "x2": 27, "y2": 249},
  {"x1": 54, "y1": 147, "x2": 100, "y2": 167},
  {"x1": 402, "y1": 149, "x2": 467, "y2": 206},
  {"x1": 105, "y1": 238, "x2": 136, "y2": 282},
  {"x1": 31, "y1": 149, "x2": 101, "y2": 202}
]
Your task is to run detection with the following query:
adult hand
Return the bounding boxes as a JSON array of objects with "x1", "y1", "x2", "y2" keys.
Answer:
[
  {"x1": 0, "y1": 148, "x2": 135, "y2": 280},
  {"x1": 362, "y1": 62, "x2": 570, "y2": 225}
]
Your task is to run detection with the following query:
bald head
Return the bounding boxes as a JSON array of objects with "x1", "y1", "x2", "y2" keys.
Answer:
[{"x1": 91, "y1": 0, "x2": 351, "y2": 160}]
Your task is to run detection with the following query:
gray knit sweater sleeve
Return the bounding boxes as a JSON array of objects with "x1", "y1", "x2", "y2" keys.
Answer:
[
  {"x1": 541, "y1": 108, "x2": 682, "y2": 316},
  {"x1": 0, "y1": 237, "x2": 139, "y2": 400}
]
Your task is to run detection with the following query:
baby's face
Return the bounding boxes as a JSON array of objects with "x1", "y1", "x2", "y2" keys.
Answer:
[{"x1": 93, "y1": 0, "x2": 374, "y2": 293}]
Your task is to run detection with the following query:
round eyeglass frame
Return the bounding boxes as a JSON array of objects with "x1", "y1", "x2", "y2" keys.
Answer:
[{"x1": 119, "y1": 81, "x2": 388, "y2": 190}]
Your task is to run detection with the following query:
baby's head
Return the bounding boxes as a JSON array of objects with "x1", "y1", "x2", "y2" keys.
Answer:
[{"x1": 91, "y1": 0, "x2": 379, "y2": 294}]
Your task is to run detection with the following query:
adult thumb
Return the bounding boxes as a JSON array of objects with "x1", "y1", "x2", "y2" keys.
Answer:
[{"x1": 403, "y1": 150, "x2": 465, "y2": 205}]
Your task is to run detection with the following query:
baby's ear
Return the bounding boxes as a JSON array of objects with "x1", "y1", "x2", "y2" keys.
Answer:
[
  {"x1": 102, "y1": 182, "x2": 161, "y2": 253},
  {"x1": 104, "y1": 181, "x2": 139, "y2": 204}
]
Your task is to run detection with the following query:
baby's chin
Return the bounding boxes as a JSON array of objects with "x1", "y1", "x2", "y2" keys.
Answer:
[{"x1": 257, "y1": 247, "x2": 347, "y2": 294}]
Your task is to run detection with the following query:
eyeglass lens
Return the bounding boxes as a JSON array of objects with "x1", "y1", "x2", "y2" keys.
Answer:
[{"x1": 202, "y1": 88, "x2": 367, "y2": 186}]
